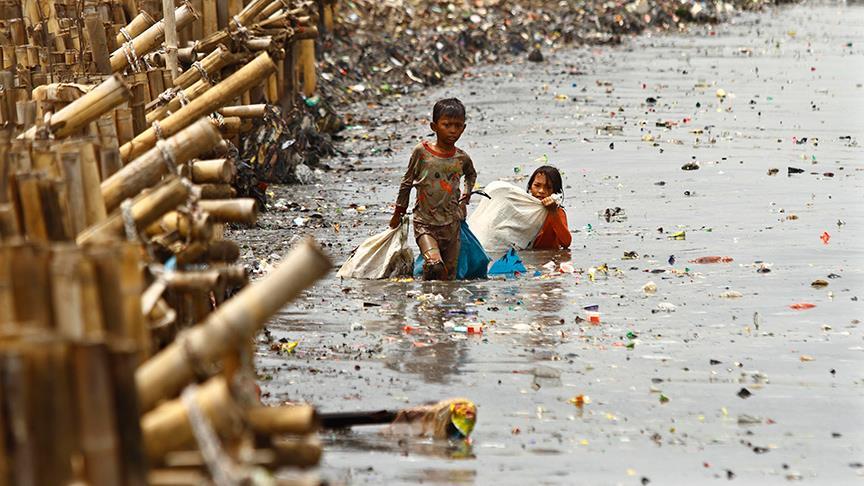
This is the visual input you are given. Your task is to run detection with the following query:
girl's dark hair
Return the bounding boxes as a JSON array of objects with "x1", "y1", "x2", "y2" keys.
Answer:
[
  {"x1": 527, "y1": 165, "x2": 564, "y2": 196},
  {"x1": 432, "y1": 98, "x2": 466, "y2": 122}
]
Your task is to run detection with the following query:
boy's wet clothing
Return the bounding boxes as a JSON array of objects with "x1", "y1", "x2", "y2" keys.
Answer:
[{"x1": 397, "y1": 141, "x2": 476, "y2": 280}]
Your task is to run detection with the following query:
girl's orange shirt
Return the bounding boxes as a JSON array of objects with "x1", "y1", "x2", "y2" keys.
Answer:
[{"x1": 532, "y1": 207, "x2": 572, "y2": 250}]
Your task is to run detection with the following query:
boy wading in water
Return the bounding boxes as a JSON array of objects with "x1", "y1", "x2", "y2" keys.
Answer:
[{"x1": 389, "y1": 98, "x2": 477, "y2": 280}]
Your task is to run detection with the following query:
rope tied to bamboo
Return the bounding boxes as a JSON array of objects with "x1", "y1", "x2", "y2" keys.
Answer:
[
  {"x1": 155, "y1": 139, "x2": 177, "y2": 174},
  {"x1": 176, "y1": 88, "x2": 190, "y2": 107},
  {"x1": 152, "y1": 120, "x2": 164, "y2": 139},
  {"x1": 119, "y1": 27, "x2": 133, "y2": 43},
  {"x1": 210, "y1": 111, "x2": 225, "y2": 127},
  {"x1": 120, "y1": 199, "x2": 139, "y2": 241},
  {"x1": 231, "y1": 15, "x2": 250, "y2": 39},
  {"x1": 122, "y1": 40, "x2": 143, "y2": 73},
  {"x1": 181, "y1": 384, "x2": 259, "y2": 485},
  {"x1": 178, "y1": 331, "x2": 216, "y2": 381},
  {"x1": 191, "y1": 61, "x2": 215, "y2": 85}
]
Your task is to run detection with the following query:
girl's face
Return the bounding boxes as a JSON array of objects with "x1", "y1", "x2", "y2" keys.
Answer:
[{"x1": 530, "y1": 173, "x2": 552, "y2": 199}]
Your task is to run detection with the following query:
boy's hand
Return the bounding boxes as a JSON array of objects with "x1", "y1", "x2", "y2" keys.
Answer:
[
  {"x1": 541, "y1": 196, "x2": 558, "y2": 209},
  {"x1": 459, "y1": 195, "x2": 471, "y2": 219},
  {"x1": 389, "y1": 205, "x2": 406, "y2": 229}
]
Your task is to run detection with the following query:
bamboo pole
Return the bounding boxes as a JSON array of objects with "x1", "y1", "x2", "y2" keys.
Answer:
[
  {"x1": 7, "y1": 243, "x2": 52, "y2": 329},
  {"x1": 85, "y1": 13, "x2": 112, "y2": 74},
  {"x1": 14, "y1": 172, "x2": 48, "y2": 241},
  {"x1": 77, "y1": 177, "x2": 190, "y2": 244},
  {"x1": 116, "y1": 11, "x2": 157, "y2": 47},
  {"x1": 108, "y1": 346, "x2": 149, "y2": 486},
  {"x1": 198, "y1": 199, "x2": 257, "y2": 226},
  {"x1": 73, "y1": 342, "x2": 124, "y2": 486},
  {"x1": 163, "y1": 269, "x2": 224, "y2": 293},
  {"x1": 135, "y1": 238, "x2": 331, "y2": 412},
  {"x1": 101, "y1": 118, "x2": 221, "y2": 212},
  {"x1": 218, "y1": 104, "x2": 266, "y2": 118},
  {"x1": 140, "y1": 376, "x2": 242, "y2": 461},
  {"x1": 19, "y1": 75, "x2": 131, "y2": 140},
  {"x1": 247, "y1": 405, "x2": 319, "y2": 436},
  {"x1": 120, "y1": 52, "x2": 276, "y2": 162},
  {"x1": 50, "y1": 244, "x2": 104, "y2": 340},
  {"x1": 173, "y1": 45, "x2": 232, "y2": 90},
  {"x1": 184, "y1": 158, "x2": 235, "y2": 184},
  {"x1": 145, "y1": 78, "x2": 213, "y2": 124},
  {"x1": 110, "y1": 2, "x2": 198, "y2": 73},
  {"x1": 271, "y1": 436, "x2": 323, "y2": 468},
  {"x1": 175, "y1": 239, "x2": 240, "y2": 265},
  {"x1": 0, "y1": 203, "x2": 18, "y2": 240},
  {"x1": 198, "y1": 183, "x2": 236, "y2": 199},
  {"x1": 298, "y1": 39, "x2": 316, "y2": 97},
  {"x1": 162, "y1": 0, "x2": 180, "y2": 81}
]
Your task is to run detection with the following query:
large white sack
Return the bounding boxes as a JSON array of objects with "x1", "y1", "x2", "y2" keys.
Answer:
[
  {"x1": 337, "y1": 219, "x2": 414, "y2": 279},
  {"x1": 467, "y1": 181, "x2": 547, "y2": 253}
]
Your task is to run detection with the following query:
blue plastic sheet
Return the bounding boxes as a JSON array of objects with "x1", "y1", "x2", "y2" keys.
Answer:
[
  {"x1": 488, "y1": 248, "x2": 527, "y2": 277},
  {"x1": 413, "y1": 222, "x2": 491, "y2": 280}
]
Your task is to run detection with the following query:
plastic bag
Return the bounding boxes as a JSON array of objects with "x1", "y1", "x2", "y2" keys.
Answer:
[
  {"x1": 413, "y1": 221, "x2": 491, "y2": 280},
  {"x1": 338, "y1": 217, "x2": 414, "y2": 279},
  {"x1": 488, "y1": 248, "x2": 527, "y2": 276},
  {"x1": 466, "y1": 181, "x2": 547, "y2": 252}
]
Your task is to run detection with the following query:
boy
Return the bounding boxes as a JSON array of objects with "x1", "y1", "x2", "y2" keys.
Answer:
[{"x1": 389, "y1": 98, "x2": 477, "y2": 280}]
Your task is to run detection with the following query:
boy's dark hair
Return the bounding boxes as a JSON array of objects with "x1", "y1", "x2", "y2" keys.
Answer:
[
  {"x1": 432, "y1": 98, "x2": 466, "y2": 123},
  {"x1": 527, "y1": 165, "x2": 564, "y2": 196}
]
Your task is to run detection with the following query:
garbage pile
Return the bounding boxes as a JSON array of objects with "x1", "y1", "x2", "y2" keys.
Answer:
[
  {"x1": 0, "y1": 0, "x2": 338, "y2": 483},
  {"x1": 316, "y1": 0, "x2": 791, "y2": 105}
]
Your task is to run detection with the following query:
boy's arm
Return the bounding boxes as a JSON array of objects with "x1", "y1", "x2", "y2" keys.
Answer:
[
  {"x1": 390, "y1": 148, "x2": 420, "y2": 228},
  {"x1": 461, "y1": 155, "x2": 477, "y2": 204}
]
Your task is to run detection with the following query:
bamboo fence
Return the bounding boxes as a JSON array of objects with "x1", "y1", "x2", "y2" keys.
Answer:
[{"x1": 0, "y1": 0, "x2": 339, "y2": 483}]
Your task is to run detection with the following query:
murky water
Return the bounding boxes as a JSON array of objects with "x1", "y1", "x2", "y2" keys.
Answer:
[{"x1": 245, "y1": 2, "x2": 863, "y2": 484}]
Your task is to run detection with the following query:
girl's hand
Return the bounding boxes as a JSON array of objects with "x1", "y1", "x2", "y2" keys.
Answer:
[
  {"x1": 390, "y1": 205, "x2": 406, "y2": 229},
  {"x1": 541, "y1": 196, "x2": 558, "y2": 208}
]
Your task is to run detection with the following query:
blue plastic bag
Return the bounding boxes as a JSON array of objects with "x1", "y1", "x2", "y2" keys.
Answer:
[
  {"x1": 413, "y1": 222, "x2": 491, "y2": 280},
  {"x1": 488, "y1": 248, "x2": 527, "y2": 277}
]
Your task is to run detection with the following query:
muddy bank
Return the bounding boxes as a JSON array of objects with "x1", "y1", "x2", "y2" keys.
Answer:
[{"x1": 230, "y1": 1, "x2": 863, "y2": 484}]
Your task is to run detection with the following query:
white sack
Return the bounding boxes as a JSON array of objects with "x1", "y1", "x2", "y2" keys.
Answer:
[
  {"x1": 467, "y1": 181, "x2": 547, "y2": 253},
  {"x1": 337, "y1": 219, "x2": 414, "y2": 279}
]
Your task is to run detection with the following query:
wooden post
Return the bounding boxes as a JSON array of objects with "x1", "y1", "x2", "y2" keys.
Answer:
[
  {"x1": 135, "y1": 238, "x2": 331, "y2": 412},
  {"x1": 101, "y1": 117, "x2": 222, "y2": 212},
  {"x1": 120, "y1": 52, "x2": 276, "y2": 162}
]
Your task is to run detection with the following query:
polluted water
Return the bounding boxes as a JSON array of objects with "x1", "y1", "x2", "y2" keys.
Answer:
[{"x1": 233, "y1": 1, "x2": 864, "y2": 484}]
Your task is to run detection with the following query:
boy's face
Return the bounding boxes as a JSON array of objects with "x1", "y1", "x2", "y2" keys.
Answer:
[{"x1": 430, "y1": 115, "x2": 466, "y2": 147}]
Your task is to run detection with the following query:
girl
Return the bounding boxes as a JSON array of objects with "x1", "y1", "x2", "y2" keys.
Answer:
[{"x1": 527, "y1": 166, "x2": 572, "y2": 250}]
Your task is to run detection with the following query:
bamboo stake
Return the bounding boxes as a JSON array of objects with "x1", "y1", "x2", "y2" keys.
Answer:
[
  {"x1": 50, "y1": 244, "x2": 104, "y2": 340},
  {"x1": 19, "y1": 75, "x2": 131, "y2": 140},
  {"x1": 110, "y1": 2, "x2": 198, "y2": 73},
  {"x1": 298, "y1": 39, "x2": 316, "y2": 97},
  {"x1": 0, "y1": 203, "x2": 18, "y2": 240},
  {"x1": 116, "y1": 11, "x2": 157, "y2": 47},
  {"x1": 172, "y1": 45, "x2": 232, "y2": 90},
  {"x1": 145, "y1": 78, "x2": 213, "y2": 124},
  {"x1": 85, "y1": 13, "x2": 112, "y2": 74},
  {"x1": 7, "y1": 243, "x2": 52, "y2": 329},
  {"x1": 101, "y1": 117, "x2": 221, "y2": 212},
  {"x1": 247, "y1": 405, "x2": 319, "y2": 436},
  {"x1": 77, "y1": 176, "x2": 190, "y2": 244},
  {"x1": 198, "y1": 183, "x2": 235, "y2": 199},
  {"x1": 73, "y1": 342, "x2": 124, "y2": 486},
  {"x1": 198, "y1": 199, "x2": 257, "y2": 226},
  {"x1": 175, "y1": 239, "x2": 239, "y2": 265},
  {"x1": 271, "y1": 436, "x2": 323, "y2": 468},
  {"x1": 120, "y1": 52, "x2": 276, "y2": 162},
  {"x1": 162, "y1": 0, "x2": 180, "y2": 81},
  {"x1": 218, "y1": 104, "x2": 266, "y2": 118},
  {"x1": 14, "y1": 172, "x2": 48, "y2": 241},
  {"x1": 135, "y1": 238, "x2": 331, "y2": 412},
  {"x1": 184, "y1": 158, "x2": 235, "y2": 184},
  {"x1": 108, "y1": 346, "x2": 148, "y2": 486},
  {"x1": 140, "y1": 376, "x2": 243, "y2": 461}
]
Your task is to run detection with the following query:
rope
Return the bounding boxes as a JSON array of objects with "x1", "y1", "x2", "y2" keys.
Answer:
[
  {"x1": 151, "y1": 120, "x2": 164, "y2": 140},
  {"x1": 181, "y1": 385, "x2": 238, "y2": 486},
  {"x1": 232, "y1": 15, "x2": 249, "y2": 38},
  {"x1": 121, "y1": 40, "x2": 142, "y2": 73},
  {"x1": 176, "y1": 88, "x2": 190, "y2": 107},
  {"x1": 191, "y1": 61, "x2": 214, "y2": 85},
  {"x1": 120, "y1": 199, "x2": 138, "y2": 241},
  {"x1": 210, "y1": 111, "x2": 225, "y2": 127},
  {"x1": 156, "y1": 139, "x2": 176, "y2": 174},
  {"x1": 119, "y1": 27, "x2": 132, "y2": 43}
]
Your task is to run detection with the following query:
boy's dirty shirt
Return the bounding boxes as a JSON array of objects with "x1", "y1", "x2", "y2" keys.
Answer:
[{"x1": 396, "y1": 141, "x2": 477, "y2": 226}]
